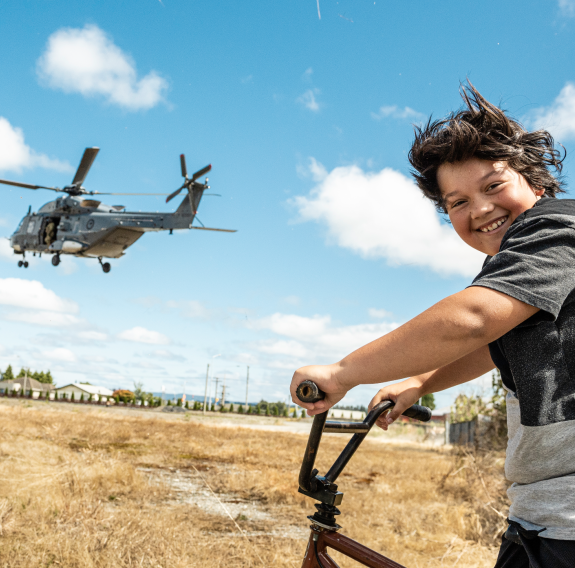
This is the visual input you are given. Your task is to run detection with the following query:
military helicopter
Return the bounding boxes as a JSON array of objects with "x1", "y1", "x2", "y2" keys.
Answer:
[{"x1": 0, "y1": 148, "x2": 235, "y2": 272}]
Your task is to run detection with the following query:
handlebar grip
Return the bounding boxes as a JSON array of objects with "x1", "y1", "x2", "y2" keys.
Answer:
[
  {"x1": 401, "y1": 404, "x2": 432, "y2": 422},
  {"x1": 295, "y1": 380, "x2": 325, "y2": 403}
]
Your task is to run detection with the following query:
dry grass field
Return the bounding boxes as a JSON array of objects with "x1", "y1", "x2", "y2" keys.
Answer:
[{"x1": 0, "y1": 400, "x2": 509, "y2": 568}]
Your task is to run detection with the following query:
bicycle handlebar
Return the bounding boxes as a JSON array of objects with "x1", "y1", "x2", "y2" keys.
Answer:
[
  {"x1": 296, "y1": 380, "x2": 432, "y2": 422},
  {"x1": 295, "y1": 380, "x2": 432, "y2": 502}
]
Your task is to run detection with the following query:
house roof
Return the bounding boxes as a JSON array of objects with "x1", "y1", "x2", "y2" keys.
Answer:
[
  {"x1": 0, "y1": 377, "x2": 54, "y2": 391},
  {"x1": 55, "y1": 383, "x2": 114, "y2": 396}
]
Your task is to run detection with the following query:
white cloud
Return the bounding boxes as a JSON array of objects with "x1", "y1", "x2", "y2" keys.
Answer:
[
  {"x1": 41, "y1": 348, "x2": 76, "y2": 362},
  {"x1": 251, "y1": 312, "x2": 399, "y2": 363},
  {"x1": 37, "y1": 25, "x2": 168, "y2": 111},
  {"x1": 297, "y1": 89, "x2": 321, "y2": 112},
  {"x1": 0, "y1": 278, "x2": 78, "y2": 313},
  {"x1": 166, "y1": 299, "x2": 211, "y2": 319},
  {"x1": 283, "y1": 295, "x2": 301, "y2": 306},
  {"x1": 302, "y1": 67, "x2": 313, "y2": 81},
  {"x1": 0, "y1": 117, "x2": 71, "y2": 173},
  {"x1": 368, "y1": 308, "x2": 392, "y2": 319},
  {"x1": 143, "y1": 349, "x2": 186, "y2": 362},
  {"x1": 530, "y1": 82, "x2": 575, "y2": 140},
  {"x1": 291, "y1": 159, "x2": 484, "y2": 277},
  {"x1": 6, "y1": 311, "x2": 82, "y2": 327},
  {"x1": 558, "y1": 0, "x2": 575, "y2": 16},
  {"x1": 118, "y1": 326, "x2": 170, "y2": 345},
  {"x1": 371, "y1": 105, "x2": 424, "y2": 121},
  {"x1": 77, "y1": 331, "x2": 108, "y2": 342}
]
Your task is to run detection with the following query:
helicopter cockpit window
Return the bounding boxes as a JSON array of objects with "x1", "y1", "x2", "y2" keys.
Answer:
[{"x1": 26, "y1": 218, "x2": 37, "y2": 234}]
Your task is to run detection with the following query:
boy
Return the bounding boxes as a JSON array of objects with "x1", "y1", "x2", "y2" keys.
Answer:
[{"x1": 290, "y1": 84, "x2": 575, "y2": 567}]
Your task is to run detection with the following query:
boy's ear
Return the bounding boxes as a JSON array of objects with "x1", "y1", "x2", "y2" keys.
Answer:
[{"x1": 534, "y1": 186, "x2": 546, "y2": 198}]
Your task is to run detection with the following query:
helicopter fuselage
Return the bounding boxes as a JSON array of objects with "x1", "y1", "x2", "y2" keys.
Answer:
[{"x1": 11, "y1": 195, "x2": 199, "y2": 260}]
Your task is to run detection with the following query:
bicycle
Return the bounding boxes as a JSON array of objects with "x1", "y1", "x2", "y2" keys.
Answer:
[{"x1": 295, "y1": 380, "x2": 432, "y2": 568}]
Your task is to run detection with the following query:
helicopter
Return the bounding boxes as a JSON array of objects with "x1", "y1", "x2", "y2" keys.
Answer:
[{"x1": 0, "y1": 147, "x2": 235, "y2": 272}]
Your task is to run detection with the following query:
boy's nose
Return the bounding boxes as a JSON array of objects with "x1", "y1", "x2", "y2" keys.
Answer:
[{"x1": 469, "y1": 196, "x2": 495, "y2": 219}]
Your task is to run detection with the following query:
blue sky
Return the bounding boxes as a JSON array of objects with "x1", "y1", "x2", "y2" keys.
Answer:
[{"x1": 1, "y1": 0, "x2": 575, "y2": 409}]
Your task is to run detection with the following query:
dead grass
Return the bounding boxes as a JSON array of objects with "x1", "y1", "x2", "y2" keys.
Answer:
[{"x1": 0, "y1": 401, "x2": 507, "y2": 567}]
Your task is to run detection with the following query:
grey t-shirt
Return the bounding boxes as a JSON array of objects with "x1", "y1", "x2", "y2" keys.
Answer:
[{"x1": 471, "y1": 197, "x2": 575, "y2": 540}]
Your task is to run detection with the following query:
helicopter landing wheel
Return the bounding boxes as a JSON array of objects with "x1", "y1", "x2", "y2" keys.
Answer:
[
  {"x1": 51, "y1": 254, "x2": 60, "y2": 267},
  {"x1": 102, "y1": 262, "x2": 111, "y2": 273},
  {"x1": 17, "y1": 260, "x2": 23, "y2": 268},
  {"x1": 23, "y1": 261, "x2": 29, "y2": 268}
]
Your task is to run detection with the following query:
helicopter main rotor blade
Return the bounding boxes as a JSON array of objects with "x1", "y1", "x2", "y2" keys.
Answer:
[
  {"x1": 165, "y1": 184, "x2": 186, "y2": 203},
  {"x1": 189, "y1": 226, "x2": 237, "y2": 233},
  {"x1": 180, "y1": 154, "x2": 188, "y2": 179},
  {"x1": 0, "y1": 178, "x2": 63, "y2": 192},
  {"x1": 191, "y1": 164, "x2": 211, "y2": 182},
  {"x1": 88, "y1": 192, "x2": 171, "y2": 196},
  {"x1": 72, "y1": 147, "x2": 100, "y2": 186}
]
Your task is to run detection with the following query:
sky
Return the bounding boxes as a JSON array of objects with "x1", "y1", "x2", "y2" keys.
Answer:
[{"x1": 1, "y1": 0, "x2": 575, "y2": 410}]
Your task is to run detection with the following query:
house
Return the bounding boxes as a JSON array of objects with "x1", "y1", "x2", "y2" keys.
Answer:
[
  {"x1": 0, "y1": 377, "x2": 54, "y2": 398},
  {"x1": 55, "y1": 383, "x2": 114, "y2": 402}
]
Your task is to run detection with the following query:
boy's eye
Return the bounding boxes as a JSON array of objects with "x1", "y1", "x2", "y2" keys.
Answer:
[{"x1": 451, "y1": 200, "x2": 465, "y2": 208}]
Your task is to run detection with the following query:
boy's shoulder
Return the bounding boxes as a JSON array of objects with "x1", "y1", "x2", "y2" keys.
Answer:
[
  {"x1": 502, "y1": 198, "x2": 575, "y2": 245},
  {"x1": 521, "y1": 197, "x2": 575, "y2": 224}
]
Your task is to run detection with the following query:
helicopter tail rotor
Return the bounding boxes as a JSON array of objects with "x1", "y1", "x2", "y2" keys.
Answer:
[{"x1": 166, "y1": 155, "x2": 211, "y2": 203}]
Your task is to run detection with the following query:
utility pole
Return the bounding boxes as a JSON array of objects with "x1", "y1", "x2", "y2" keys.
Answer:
[
  {"x1": 214, "y1": 377, "x2": 220, "y2": 408},
  {"x1": 203, "y1": 364, "x2": 210, "y2": 414},
  {"x1": 245, "y1": 366, "x2": 249, "y2": 408},
  {"x1": 222, "y1": 384, "x2": 226, "y2": 407}
]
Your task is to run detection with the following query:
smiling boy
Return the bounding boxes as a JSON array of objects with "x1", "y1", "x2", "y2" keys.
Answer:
[{"x1": 290, "y1": 84, "x2": 575, "y2": 567}]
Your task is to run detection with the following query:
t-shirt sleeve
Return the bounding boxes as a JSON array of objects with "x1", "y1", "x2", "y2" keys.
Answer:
[{"x1": 470, "y1": 218, "x2": 575, "y2": 320}]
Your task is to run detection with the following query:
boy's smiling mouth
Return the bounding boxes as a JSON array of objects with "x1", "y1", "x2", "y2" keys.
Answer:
[{"x1": 477, "y1": 215, "x2": 508, "y2": 233}]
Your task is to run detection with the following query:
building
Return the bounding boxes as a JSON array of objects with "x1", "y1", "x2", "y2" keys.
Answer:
[
  {"x1": 55, "y1": 383, "x2": 113, "y2": 402},
  {"x1": 0, "y1": 376, "x2": 54, "y2": 398}
]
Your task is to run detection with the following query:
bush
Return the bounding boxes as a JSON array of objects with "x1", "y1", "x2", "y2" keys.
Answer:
[
  {"x1": 184, "y1": 400, "x2": 189, "y2": 409},
  {"x1": 219, "y1": 404, "x2": 225, "y2": 413},
  {"x1": 247, "y1": 405, "x2": 252, "y2": 414},
  {"x1": 421, "y1": 393, "x2": 436, "y2": 410},
  {"x1": 71, "y1": 392, "x2": 75, "y2": 402},
  {"x1": 301, "y1": 410, "x2": 306, "y2": 419},
  {"x1": 283, "y1": 407, "x2": 289, "y2": 418},
  {"x1": 80, "y1": 393, "x2": 85, "y2": 402},
  {"x1": 238, "y1": 404, "x2": 244, "y2": 414},
  {"x1": 272, "y1": 405, "x2": 279, "y2": 416},
  {"x1": 210, "y1": 403, "x2": 215, "y2": 412}
]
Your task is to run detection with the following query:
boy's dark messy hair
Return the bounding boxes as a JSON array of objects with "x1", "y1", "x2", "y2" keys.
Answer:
[{"x1": 409, "y1": 82, "x2": 565, "y2": 212}]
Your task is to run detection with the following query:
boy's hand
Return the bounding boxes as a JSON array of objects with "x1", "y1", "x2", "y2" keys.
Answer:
[
  {"x1": 369, "y1": 377, "x2": 424, "y2": 430},
  {"x1": 290, "y1": 364, "x2": 348, "y2": 416}
]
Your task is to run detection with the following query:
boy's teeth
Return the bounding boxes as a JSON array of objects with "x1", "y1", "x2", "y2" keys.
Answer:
[{"x1": 480, "y1": 217, "x2": 507, "y2": 233}]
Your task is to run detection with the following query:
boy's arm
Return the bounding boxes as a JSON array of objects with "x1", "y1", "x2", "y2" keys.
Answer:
[
  {"x1": 368, "y1": 345, "x2": 494, "y2": 430},
  {"x1": 290, "y1": 286, "x2": 536, "y2": 415}
]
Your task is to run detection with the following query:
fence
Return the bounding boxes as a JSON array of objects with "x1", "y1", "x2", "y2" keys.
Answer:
[{"x1": 446, "y1": 418, "x2": 477, "y2": 445}]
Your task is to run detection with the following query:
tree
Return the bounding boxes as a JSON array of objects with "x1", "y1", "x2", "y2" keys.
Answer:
[
  {"x1": 71, "y1": 392, "x2": 75, "y2": 402},
  {"x1": 421, "y1": 393, "x2": 436, "y2": 410},
  {"x1": 301, "y1": 410, "x2": 306, "y2": 419},
  {"x1": 3, "y1": 365, "x2": 14, "y2": 381},
  {"x1": 246, "y1": 405, "x2": 252, "y2": 414},
  {"x1": 133, "y1": 381, "x2": 145, "y2": 402},
  {"x1": 238, "y1": 404, "x2": 244, "y2": 414},
  {"x1": 210, "y1": 403, "x2": 215, "y2": 412},
  {"x1": 283, "y1": 407, "x2": 289, "y2": 418},
  {"x1": 451, "y1": 393, "x2": 485, "y2": 424}
]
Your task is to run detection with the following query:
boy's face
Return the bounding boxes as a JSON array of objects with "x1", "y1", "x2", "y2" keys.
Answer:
[{"x1": 437, "y1": 158, "x2": 545, "y2": 256}]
